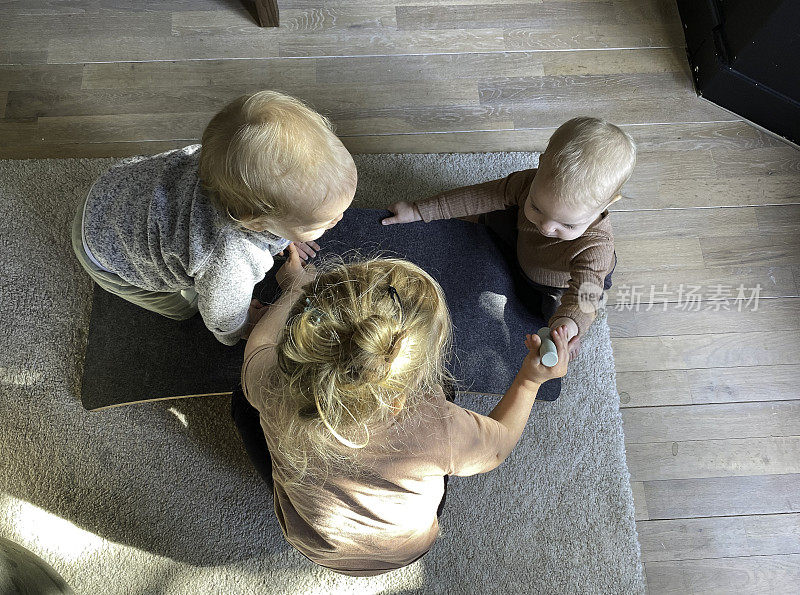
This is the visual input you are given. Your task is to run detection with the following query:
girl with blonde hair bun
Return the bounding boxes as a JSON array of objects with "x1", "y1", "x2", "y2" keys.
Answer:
[{"x1": 236, "y1": 245, "x2": 570, "y2": 576}]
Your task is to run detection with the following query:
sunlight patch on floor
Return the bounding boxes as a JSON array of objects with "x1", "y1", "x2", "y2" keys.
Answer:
[
  {"x1": 479, "y1": 291, "x2": 510, "y2": 345},
  {"x1": 0, "y1": 366, "x2": 42, "y2": 387},
  {"x1": 0, "y1": 493, "x2": 105, "y2": 563},
  {"x1": 167, "y1": 406, "x2": 188, "y2": 427}
]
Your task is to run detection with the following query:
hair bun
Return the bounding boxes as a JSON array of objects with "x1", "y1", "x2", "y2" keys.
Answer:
[
  {"x1": 385, "y1": 329, "x2": 408, "y2": 364},
  {"x1": 343, "y1": 314, "x2": 402, "y2": 381}
]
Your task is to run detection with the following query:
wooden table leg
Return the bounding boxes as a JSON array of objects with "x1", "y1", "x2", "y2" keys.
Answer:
[{"x1": 254, "y1": 0, "x2": 279, "y2": 27}]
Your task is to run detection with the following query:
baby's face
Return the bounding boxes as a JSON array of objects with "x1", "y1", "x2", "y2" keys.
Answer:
[
  {"x1": 523, "y1": 172, "x2": 604, "y2": 241},
  {"x1": 271, "y1": 189, "x2": 354, "y2": 243}
]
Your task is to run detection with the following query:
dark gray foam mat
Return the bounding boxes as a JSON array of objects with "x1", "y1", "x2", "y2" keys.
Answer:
[{"x1": 81, "y1": 207, "x2": 557, "y2": 410}]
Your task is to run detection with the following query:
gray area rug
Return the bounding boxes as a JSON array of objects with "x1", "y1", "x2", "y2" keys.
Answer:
[{"x1": 0, "y1": 154, "x2": 644, "y2": 594}]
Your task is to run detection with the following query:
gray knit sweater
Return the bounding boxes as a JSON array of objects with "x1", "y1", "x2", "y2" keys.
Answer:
[{"x1": 82, "y1": 145, "x2": 290, "y2": 345}]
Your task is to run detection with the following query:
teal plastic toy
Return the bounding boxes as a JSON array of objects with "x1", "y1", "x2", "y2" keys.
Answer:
[{"x1": 537, "y1": 327, "x2": 558, "y2": 367}]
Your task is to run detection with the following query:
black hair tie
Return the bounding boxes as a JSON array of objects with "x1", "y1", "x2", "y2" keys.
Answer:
[{"x1": 387, "y1": 285, "x2": 403, "y2": 319}]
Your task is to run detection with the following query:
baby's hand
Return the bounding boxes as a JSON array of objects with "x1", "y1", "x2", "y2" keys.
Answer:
[
  {"x1": 515, "y1": 326, "x2": 569, "y2": 391},
  {"x1": 276, "y1": 244, "x2": 316, "y2": 291},
  {"x1": 381, "y1": 201, "x2": 422, "y2": 226},
  {"x1": 550, "y1": 317, "x2": 581, "y2": 360}
]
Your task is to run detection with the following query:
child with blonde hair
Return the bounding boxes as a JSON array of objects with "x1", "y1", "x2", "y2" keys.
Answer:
[
  {"x1": 237, "y1": 247, "x2": 569, "y2": 576},
  {"x1": 382, "y1": 116, "x2": 636, "y2": 363},
  {"x1": 71, "y1": 90, "x2": 356, "y2": 345}
]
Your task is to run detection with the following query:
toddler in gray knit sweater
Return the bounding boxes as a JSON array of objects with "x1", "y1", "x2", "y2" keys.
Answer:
[{"x1": 71, "y1": 91, "x2": 356, "y2": 345}]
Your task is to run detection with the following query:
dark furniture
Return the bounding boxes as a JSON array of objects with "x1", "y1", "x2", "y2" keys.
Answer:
[
  {"x1": 676, "y1": 0, "x2": 800, "y2": 144},
  {"x1": 254, "y1": 0, "x2": 279, "y2": 27}
]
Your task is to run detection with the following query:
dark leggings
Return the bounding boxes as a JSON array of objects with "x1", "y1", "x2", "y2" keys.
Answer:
[
  {"x1": 231, "y1": 387, "x2": 275, "y2": 490},
  {"x1": 230, "y1": 386, "x2": 454, "y2": 517}
]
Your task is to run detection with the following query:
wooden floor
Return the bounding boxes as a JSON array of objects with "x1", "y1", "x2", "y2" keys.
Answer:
[{"x1": 2, "y1": 0, "x2": 799, "y2": 591}]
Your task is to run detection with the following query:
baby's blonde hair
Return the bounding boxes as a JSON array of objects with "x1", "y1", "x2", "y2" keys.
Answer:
[
  {"x1": 262, "y1": 256, "x2": 453, "y2": 483},
  {"x1": 539, "y1": 117, "x2": 637, "y2": 211},
  {"x1": 199, "y1": 90, "x2": 356, "y2": 225}
]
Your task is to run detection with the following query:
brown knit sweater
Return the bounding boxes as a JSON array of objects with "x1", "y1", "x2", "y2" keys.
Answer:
[{"x1": 415, "y1": 168, "x2": 615, "y2": 338}]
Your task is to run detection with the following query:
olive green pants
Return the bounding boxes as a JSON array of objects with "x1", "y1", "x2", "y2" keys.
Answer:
[{"x1": 71, "y1": 199, "x2": 198, "y2": 321}]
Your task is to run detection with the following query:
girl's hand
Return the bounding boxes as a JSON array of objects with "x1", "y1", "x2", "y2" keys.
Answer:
[
  {"x1": 381, "y1": 201, "x2": 423, "y2": 226},
  {"x1": 276, "y1": 244, "x2": 315, "y2": 291},
  {"x1": 292, "y1": 240, "x2": 320, "y2": 261},
  {"x1": 279, "y1": 240, "x2": 320, "y2": 260},
  {"x1": 515, "y1": 325, "x2": 570, "y2": 391}
]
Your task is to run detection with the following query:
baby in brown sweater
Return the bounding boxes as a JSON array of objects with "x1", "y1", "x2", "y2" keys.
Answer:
[{"x1": 382, "y1": 117, "x2": 637, "y2": 360}]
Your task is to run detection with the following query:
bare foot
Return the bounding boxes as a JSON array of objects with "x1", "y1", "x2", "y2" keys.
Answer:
[{"x1": 567, "y1": 335, "x2": 581, "y2": 361}]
